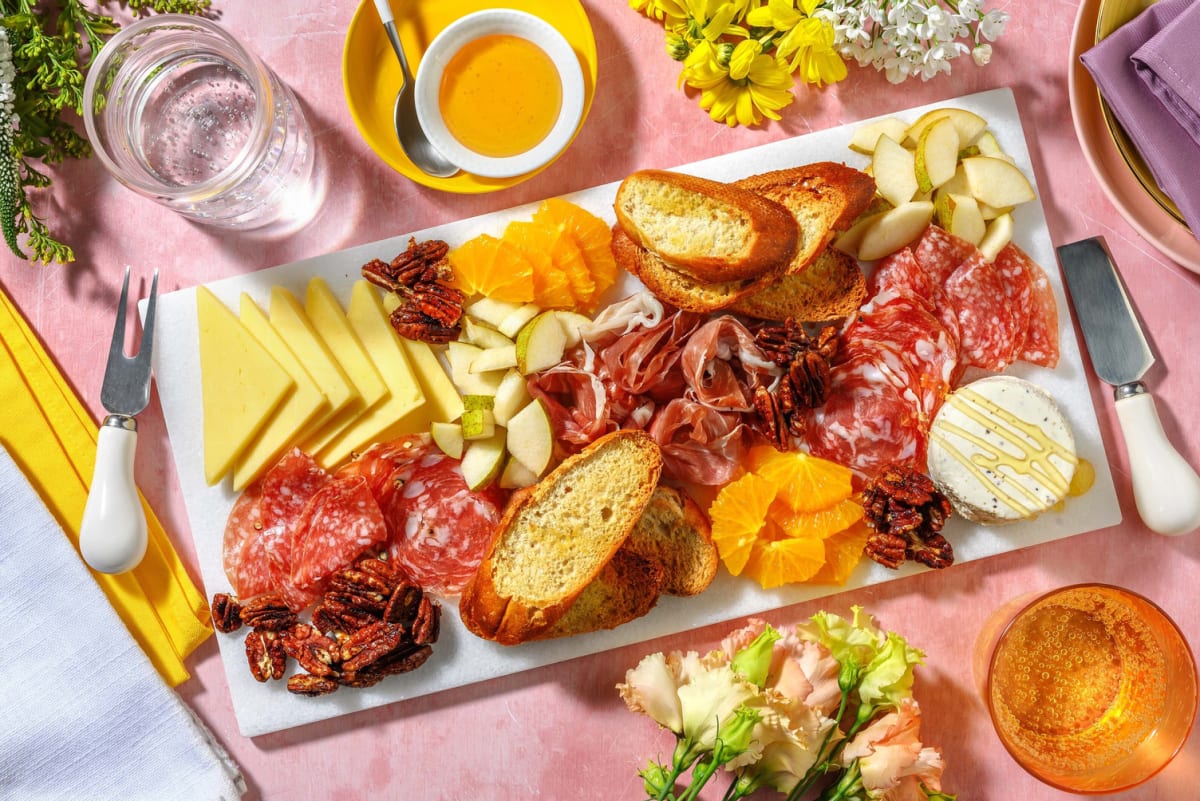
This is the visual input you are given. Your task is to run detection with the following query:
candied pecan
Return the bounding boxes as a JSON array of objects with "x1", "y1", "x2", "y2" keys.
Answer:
[
  {"x1": 340, "y1": 622, "x2": 407, "y2": 672},
  {"x1": 210, "y1": 593, "x2": 242, "y2": 634},
  {"x1": 752, "y1": 385, "x2": 788, "y2": 451},
  {"x1": 355, "y1": 555, "x2": 405, "y2": 587},
  {"x1": 788, "y1": 351, "x2": 833, "y2": 408},
  {"x1": 754, "y1": 318, "x2": 809, "y2": 366},
  {"x1": 245, "y1": 630, "x2": 287, "y2": 682},
  {"x1": 326, "y1": 590, "x2": 387, "y2": 617},
  {"x1": 283, "y1": 630, "x2": 342, "y2": 679},
  {"x1": 410, "y1": 596, "x2": 441, "y2": 646},
  {"x1": 322, "y1": 594, "x2": 380, "y2": 632},
  {"x1": 329, "y1": 566, "x2": 393, "y2": 600},
  {"x1": 239, "y1": 593, "x2": 297, "y2": 631},
  {"x1": 362, "y1": 258, "x2": 403, "y2": 293},
  {"x1": 389, "y1": 305, "x2": 461, "y2": 344},
  {"x1": 287, "y1": 674, "x2": 340, "y2": 697},
  {"x1": 382, "y1": 583, "x2": 423, "y2": 626},
  {"x1": 862, "y1": 463, "x2": 955, "y2": 570},
  {"x1": 409, "y1": 282, "x2": 466, "y2": 327},
  {"x1": 340, "y1": 644, "x2": 433, "y2": 688},
  {"x1": 310, "y1": 604, "x2": 342, "y2": 636}
]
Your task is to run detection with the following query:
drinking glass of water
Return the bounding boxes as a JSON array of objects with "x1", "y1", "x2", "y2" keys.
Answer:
[{"x1": 83, "y1": 15, "x2": 315, "y2": 230}]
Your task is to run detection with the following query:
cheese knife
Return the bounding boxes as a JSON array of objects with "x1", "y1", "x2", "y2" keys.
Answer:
[
  {"x1": 1057, "y1": 236, "x2": 1200, "y2": 535},
  {"x1": 79, "y1": 267, "x2": 157, "y2": 573}
]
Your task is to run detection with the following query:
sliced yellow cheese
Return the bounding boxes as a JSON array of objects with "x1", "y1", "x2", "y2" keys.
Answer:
[
  {"x1": 231, "y1": 294, "x2": 331, "y2": 491},
  {"x1": 267, "y1": 287, "x2": 359, "y2": 452},
  {"x1": 196, "y1": 286, "x2": 294, "y2": 485},
  {"x1": 398, "y1": 338, "x2": 466, "y2": 426},
  {"x1": 305, "y1": 277, "x2": 388, "y2": 409},
  {"x1": 316, "y1": 281, "x2": 427, "y2": 468}
]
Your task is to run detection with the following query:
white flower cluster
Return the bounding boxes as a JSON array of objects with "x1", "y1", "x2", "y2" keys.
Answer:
[
  {"x1": 815, "y1": 0, "x2": 1009, "y2": 83},
  {"x1": 0, "y1": 27, "x2": 16, "y2": 124}
]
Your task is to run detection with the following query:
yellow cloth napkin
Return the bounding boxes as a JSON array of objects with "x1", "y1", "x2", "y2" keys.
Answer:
[{"x1": 0, "y1": 283, "x2": 211, "y2": 687}]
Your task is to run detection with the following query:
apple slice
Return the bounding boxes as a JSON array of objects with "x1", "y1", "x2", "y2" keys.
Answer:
[
  {"x1": 904, "y1": 107, "x2": 987, "y2": 148},
  {"x1": 848, "y1": 116, "x2": 909, "y2": 154},
  {"x1": 978, "y1": 212, "x2": 1015, "y2": 261},
  {"x1": 470, "y1": 343, "x2": 518, "y2": 373},
  {"x1": 497, "y1": 302, "x2": 543, "y2": 338},
  {"x1": 499, "y1": 456, "x2": 539, "y2": 489},
  {"x1": 430, "y1": 421, "x2": 464, "y2": 459},
  {"x1": 934, "y1": 193, "x2": 986, "y2": 247},
  {"x1": 464, "y1": 296, "x2": 525, "y2": 329},
  {"x1": 914, "y1": 117, "x2": 960, "y2": 194},
  {"x1": 856, "y1": 201, "x2": 935, "y2": 261},
  {"x1": 871, "y1": 134, "x2": 919, "y2": 208},
  {"x1": 961, "y1": 156, "x2": 1036, "y2": 209},
  {"x1": 461, "y1": 316, "x2": 514, "y2": 349},
  {"x1": 492, "y1": 368, "x2": 531, "y2": 426},
  {"x1": 515, "y1": 311, "x2": 568, "y2": 375},
  {"x1": 460, "y1": 431, "x2": 507, "y2": 491},
  {"x1": 446, "y1": 341, "x2": 505, "y2": 396},
  {"x1": 506, "y1": 399, "x2": 554, "y2": 476}
]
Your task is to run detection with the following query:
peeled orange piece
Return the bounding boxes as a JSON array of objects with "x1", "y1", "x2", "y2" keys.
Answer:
[
  {"x1": 447, "y1": 234, "x2": 535, "y2": 302},
  {"x1": 709, "y1": 472, "x2": 777, "y2": 576},
  {"x1": 810, "y1": 521, "x2": 872, "y2": 586},
  {"x1": 747, "y1": 445, "x2": 854, "y2": 514},
  {"x1": 776, "y1": 498, "x2": 865, "y2": 541},
  {"x1": 532, "y1": 198, "x2": 619, "y2": 298},
  {"x1": 504, "y1": 219, "x2": 576, "y2": 309},
  {"x1": 742, "y1": 536, "x2": 827, "y2": 589}
]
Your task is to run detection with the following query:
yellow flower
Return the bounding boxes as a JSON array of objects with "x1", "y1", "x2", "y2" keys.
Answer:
[
  {"x1": 630, "y1": 0, "x2": 689, "y2": 25},
  {"x1": 681, "y1": 39, "x2": 795, "y2": 127},
  {"x1": 683, "y1": 0, "x2": 751, "y2": 41},
  {"x1": 776, "y1": 16, "x2": 847, "y2": 86}
]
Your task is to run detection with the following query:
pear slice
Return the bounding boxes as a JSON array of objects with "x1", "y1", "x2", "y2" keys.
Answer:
[
  {"x1": 553, "y1": 310, "x2": 592, "y2": 349},
  {"x1": 975, "y1": 130, "x2": 1015, "y2": 163},
  {"x1": 848, "y1": 116, "x2": 909, "y2": 155},
  {"x1": 914, "y1": 117, "x2": 961, "y2": 194},
  {"x1": 871, "y1": 134, "x2": 919, "y2": 208},
  {"x1": 978, "y1": 212, "x2": 1015, "y2": 261},
  {"x1": 430, "y1": 421, "x2": 465, "y2": 459},
  {"x1": 464, "y1": 296, "x2": 525, "y2": 329},
  {"x1": 904, "y1": 107, "x2": 987, "y2": 148},
  {"x1": 505, "y1": 399, "x2": 554, "y2": 476},
  {"x1": 446, "y1": 341, "x2": 505, "y2": 396},
  {"x1": 935, "y1": 193, "x2": 986, "y2": 247},
  {"x1": 499, "y1": 456, "x2": 539, "y2": 489},
  {"x1": 961, "y1": 156, "x2": 1036, "y2": 209},
  {"x1": 461, "y1": 408, "x2": 496, "y2": 440},
  {"x1": 470, "y1": 343, "x2": 518, "y2": 374},
  {"x1": 834, "y1": 209, "x2": 888, "y2": 259},
  {"x1": 460, "y1": 430, "x2": 507, "y2": 491},
  {"x1": 515, "y1": 311, "x2": 568, "y2": 375},
  {"x1": 856, "y1": 201, "x2": 935, "y2": 261},
  {"x1": 461, "y1": 316, "x2": 515, "y2": 349},
  {"x1": 497, "y1": 302, "x2": 543, "y2": 338},
  {"x1": 492, "y1": 368, "x2": 532, "y2": 426}
]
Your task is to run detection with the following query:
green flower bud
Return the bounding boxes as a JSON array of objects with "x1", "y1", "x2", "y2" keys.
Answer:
[
  {"x1": 715, "y1": 42, "x2": 736, "y2": 67},
  {"x1": 638, "y1": 760, "x2": 673, "y2": 797},
  {"x1": 665, "y1": 31, "x2": 691, "y2": 61},
  {"x1": 731, "y1": 623, "x2": 780, "y2": 687}
]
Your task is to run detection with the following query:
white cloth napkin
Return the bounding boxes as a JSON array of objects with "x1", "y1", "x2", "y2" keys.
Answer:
[{"x1": 0, "y1": 446, "x2": 245, "y2": 801}]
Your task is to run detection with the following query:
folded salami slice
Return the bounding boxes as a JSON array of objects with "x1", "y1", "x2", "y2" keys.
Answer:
[
  {"x1": 290, "y1": 475, "x2": 388, "y2": 592},
  {"x1": 996, "y1": 243, "x2": 1060, "y2": 368},
  {"x1": 943, "y1": 251, "x2": 1022, "y2": 372}
]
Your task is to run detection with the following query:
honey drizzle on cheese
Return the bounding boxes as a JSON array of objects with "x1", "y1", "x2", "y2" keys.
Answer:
[{"x1": 931, "y1": 386, "x2": 1076, "y2": 517}]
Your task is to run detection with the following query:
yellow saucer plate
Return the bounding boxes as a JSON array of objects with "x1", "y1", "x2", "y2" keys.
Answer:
[{"x1": 342, "y1": 0, "x2": 598, "y2": 194}]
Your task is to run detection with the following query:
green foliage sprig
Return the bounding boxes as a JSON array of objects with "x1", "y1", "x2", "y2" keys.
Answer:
[{"x1": 0, "y1": 0, "x2": 211, "y2": 265}]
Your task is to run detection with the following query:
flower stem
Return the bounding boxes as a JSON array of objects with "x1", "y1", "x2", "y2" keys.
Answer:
[{"x1": 680, "y1": 758, "x2": 722, "y2": 801}]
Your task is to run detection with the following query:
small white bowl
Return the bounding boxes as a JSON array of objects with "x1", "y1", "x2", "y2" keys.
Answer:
[{"x1": 414, "y1": 9, "x2": 585, "y2": 179}]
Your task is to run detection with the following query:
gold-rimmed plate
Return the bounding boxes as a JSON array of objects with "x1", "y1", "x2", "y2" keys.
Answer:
[
  {"x1": 1069, "y1": 0, "x2": 1200, "y2": 271},
  {"x1": 342, "y1": 0, "x2": 598, "y2": 193}
]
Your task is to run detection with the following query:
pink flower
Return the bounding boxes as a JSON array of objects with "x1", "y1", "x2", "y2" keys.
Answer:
[
  {"x1": 719, "y1": 618, "x2": 842, "y2": 717},
  {"x1": 840, "y1": 698, "x2": 945, "y2": 799},
  {"x1": 617, "y1": 650, "x2": 706, "y2": 733}
]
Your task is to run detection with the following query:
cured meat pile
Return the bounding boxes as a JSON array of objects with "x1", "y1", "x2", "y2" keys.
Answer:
[
  {"x1": 223, "y1": 436, "x2": 509, "y2": 609},
  {"x1": 805, "y1": 226, "x2": 1059, "y2": 475}
]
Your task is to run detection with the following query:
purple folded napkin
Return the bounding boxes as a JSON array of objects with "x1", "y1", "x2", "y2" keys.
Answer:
[
  {"x1": 1080, "y1": 0, "x2": 1200, "y2": 238},
  {"x1": 1132, "y1": 0, "x2": 1200, "y2": 146}
]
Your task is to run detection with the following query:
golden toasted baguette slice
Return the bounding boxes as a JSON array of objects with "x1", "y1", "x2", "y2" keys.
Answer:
[
  {"x1": 730, "y1": 247, "x2": 868, "y2": 323},
  {"x1": 624, "y1": 485, "x2": 717, "y2": 597},
  {"x1": 611, "y1": 227, "x2": 772, "y2": 314},
  {"x1": 529, "y1": 548, "x2": 665, "y2": 641},
  {"x1": 614, "y1": 169, "x2": 799, "y2": 284},
  {"x1": 458, "y1": 430, "x2": 664, "y2": 645}
]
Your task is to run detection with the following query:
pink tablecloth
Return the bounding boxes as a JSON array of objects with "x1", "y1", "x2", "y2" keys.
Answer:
[{"x1": 2, "y1": 2, "x2": 1198, "y2": 799}]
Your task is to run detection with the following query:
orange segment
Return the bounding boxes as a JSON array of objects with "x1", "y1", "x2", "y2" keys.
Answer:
[
  {"x1": 505, "y1": 219, "x2": 576, "y2": 309},
  {"x1": 532, "y1": 198, "x2": 619, "y2": 297},
  {"x1": 747, "y1": 445, "x2": 854, "y2": 513},
  {"x1": 775, "y1": 498, "x2": 864, "y2": 541},
  {"x1": 810, "y1": 521, "x2": 872, "y2": 586},
  {"x1": 709, "y1": 472, "x2": 776, "y2": 576},
  {"x1": 742, "y1": 536, "x2": 827, "y2": 589},
  {"x1": 447, "y1": 234, "x2": 535, "y2": 302}
]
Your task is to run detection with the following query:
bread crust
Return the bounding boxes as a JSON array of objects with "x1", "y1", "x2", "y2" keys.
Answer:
[
  {"x1": 730, "y1": 247, "x2": 868, "y2": 323},
  {"x1": 614, "y1": 169, "x2": 799, "y2": 284}
]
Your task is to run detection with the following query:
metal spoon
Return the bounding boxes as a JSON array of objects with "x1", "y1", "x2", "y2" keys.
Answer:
[{"x1": 373, "y1": 0, "x2": 459, "y2": 178}]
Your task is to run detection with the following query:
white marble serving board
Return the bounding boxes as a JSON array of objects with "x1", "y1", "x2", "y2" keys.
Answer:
[{"x1": 149, "y1": 87, "x2": 1121, "y2": 737}]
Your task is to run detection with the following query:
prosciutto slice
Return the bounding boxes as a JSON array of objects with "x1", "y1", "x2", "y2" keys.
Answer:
[
  {"x1": 680, "y1": 316, "x2": 778, "y2": 412},
  {"x1": 648, "y1": 397, "x2": 748, "y2": 486}
]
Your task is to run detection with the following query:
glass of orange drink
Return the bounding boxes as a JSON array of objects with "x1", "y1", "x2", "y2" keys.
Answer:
[{"x1": 980, "y1": 584, "x2": 1197, "y2": 793}]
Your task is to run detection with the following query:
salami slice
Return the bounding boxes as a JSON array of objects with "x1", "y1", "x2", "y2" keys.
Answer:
[
  {"x1": 383, "y1": 454, "x2": 508, "y2": 596},
  {"x1": 992, "y1": 243, "x2": 1033, "y2": 363},
  {"x1": 261, "y1": 449, "x2": 329, "y2": 533},
  {"x1": 869, "y1": 249, "x2": 961, "y2": 346},
  {"x1": 943, "y1": 251, "x2": 1021, "y2": 372},
  {"x1": 290, "y1": 475, "x2": 389, "y2": 591},
  {"x1": 223, "y1": 481, "x2": 264, "y2": 589},
  {"x1": 334, "y1": 435, "x2": 434, "y2": 512},
  {"x1": 997, "y1": 244, "x2": 1060, "y2": 367},
  {"x1": 913, "y1": 225, "x2": 977, "y2": 283}
]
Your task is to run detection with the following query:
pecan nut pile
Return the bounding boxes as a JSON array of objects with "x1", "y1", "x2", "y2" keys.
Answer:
[
  {"x1": 861, "y1": 463, "x2": 955, "y2": 570},
  {"x1": 211, "y1": 556, "x2": 441, "y2": 696},
  {"x1": 362, "y1": 237, "x2": 464, "y2": 344},
  {"x1": 752, "y1": 319, "x2": 838, "y2": 448}
]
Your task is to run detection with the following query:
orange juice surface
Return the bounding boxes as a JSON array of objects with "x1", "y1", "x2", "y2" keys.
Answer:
[{"x1": 438, "y1": 34, "x2": 562, "y2": 158}]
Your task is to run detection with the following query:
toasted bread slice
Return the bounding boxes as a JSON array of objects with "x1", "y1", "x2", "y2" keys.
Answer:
[
  {"x1": 611, "y1": 227, "x2": 773, "y2": 314},
  {"x1": 614, "y1": 169, "x2": 799, "y2": 284},
  {"x1": 624, "y1": 485, "x2": 717, "y2": 597},
  {"x1": 732, "y1": 163, "x2": 876, "y2": 278},
  {"x1": 530, "y1": 548, "x2": 665, "y2": 641},
  {"x1": 458, "y1": 430, "x2": 664, "y2": 645},
  {"x1": 730, "y1": 247, "x2": 868, "y2": 322}
]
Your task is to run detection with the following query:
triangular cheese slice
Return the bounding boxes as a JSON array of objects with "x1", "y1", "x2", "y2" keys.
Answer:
[
  {"x1": 231, "y1": 294, "x2": 331, "y2": 491},
  {"x1": 196, "y1": 286, "x2": 294, "y2": 485},
  {"x1": 305, "y1": 277, "x2": 388, "y2": 410},
  {"x1": 316, "y1": 281, "x2": 427, "y2": 468}
]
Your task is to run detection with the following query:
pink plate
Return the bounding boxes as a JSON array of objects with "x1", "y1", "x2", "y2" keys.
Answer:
[{"x1": 1068, "y1": 0, "x2": 1200, "y2": 272}]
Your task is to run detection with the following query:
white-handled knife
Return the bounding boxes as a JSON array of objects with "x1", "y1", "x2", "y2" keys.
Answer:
[{"x1": 1057, "y1": 237, "x2": 1200, "y2": 536}]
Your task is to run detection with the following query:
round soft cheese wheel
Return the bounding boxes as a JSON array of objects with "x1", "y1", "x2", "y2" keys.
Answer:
[{"x1": 927, "y1": 375, "x2": 1077, "y2": 524}]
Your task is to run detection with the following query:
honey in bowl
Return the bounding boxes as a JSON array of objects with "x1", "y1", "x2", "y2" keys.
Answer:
[{"x1": 438, "y1": 34, "x2": 562, "y2": 159}]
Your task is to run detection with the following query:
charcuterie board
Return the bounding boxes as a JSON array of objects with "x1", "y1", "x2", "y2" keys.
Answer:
[{"x1": 150, "y1": 87, "x2": 1120, "y2": 737}]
